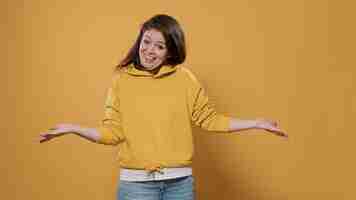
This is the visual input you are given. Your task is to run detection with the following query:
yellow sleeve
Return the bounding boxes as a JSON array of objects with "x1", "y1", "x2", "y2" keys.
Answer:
[
  {"x1": 96, "y1": 75, "x2": 125, "y2": 145},
  {"x1": 185, "y1": 68, "x2": 231, "y2": 132}
]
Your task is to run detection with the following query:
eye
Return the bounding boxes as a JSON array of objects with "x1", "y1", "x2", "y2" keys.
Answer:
[
  {"x1": 143, "y1": 39, "x2": 150, "y2": 44},
  {"x1": 157, "y1": 45, "x2": 166, "y2": 50}
]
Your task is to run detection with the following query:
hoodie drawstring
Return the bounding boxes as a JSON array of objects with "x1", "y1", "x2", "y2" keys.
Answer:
[{"x1": 144, "y1": 163, "x2": 164, "y2": 175}]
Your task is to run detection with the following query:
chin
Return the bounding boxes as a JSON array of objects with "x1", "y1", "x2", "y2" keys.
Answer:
[{"x1": 142, "y1": 63, "x2": 162, "y2": 70}]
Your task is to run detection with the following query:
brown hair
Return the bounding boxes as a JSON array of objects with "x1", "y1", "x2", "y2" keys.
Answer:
[{"x1": 116, "y1": 14, "x2": 186, "y2": 70}]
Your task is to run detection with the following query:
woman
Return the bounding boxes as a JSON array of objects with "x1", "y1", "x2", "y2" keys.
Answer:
[{"x1": 40, "y1": 14, "x2": 287, "y2": 200}]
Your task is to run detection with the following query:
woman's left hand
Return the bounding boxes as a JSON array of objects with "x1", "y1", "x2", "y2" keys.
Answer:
[{"x1": 255, "y1": 119, "x2": 288, "y2": 138}]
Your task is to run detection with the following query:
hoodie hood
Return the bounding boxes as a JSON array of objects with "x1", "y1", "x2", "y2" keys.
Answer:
[{"x1": 126, "y1": 64, "x2": 178, "y2": 78}]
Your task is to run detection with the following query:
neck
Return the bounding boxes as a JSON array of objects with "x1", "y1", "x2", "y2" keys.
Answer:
[{"x1": 135, "y1": 64, "x2": 162, "y2": 74}]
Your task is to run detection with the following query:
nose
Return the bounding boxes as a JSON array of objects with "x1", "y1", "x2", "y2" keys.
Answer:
[{"x1": 146, "y1": 44, "x2": 156, "y2": 55}]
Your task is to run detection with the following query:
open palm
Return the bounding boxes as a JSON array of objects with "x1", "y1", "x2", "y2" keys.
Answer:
[
  {"x1": 256, "y1": 119, "x2": 288, "y2": 138},
  {"x1": 39, "y1": 123, "x2": 79, "y2": 143}
]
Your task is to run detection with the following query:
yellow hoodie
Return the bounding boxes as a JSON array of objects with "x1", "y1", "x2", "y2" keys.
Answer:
[{"x1": 97, "y1": 64, "x2": 231, "y2": 173}]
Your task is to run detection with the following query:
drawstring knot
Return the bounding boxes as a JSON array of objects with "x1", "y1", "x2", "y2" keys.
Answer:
[{"x1": 144, "y1": 164, "x2": 164, "y2": 174}]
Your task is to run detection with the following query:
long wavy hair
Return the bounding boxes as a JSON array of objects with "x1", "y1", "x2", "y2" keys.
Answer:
[{"x1": 116, "y1": 14, "x2": 186, "y2": 71}]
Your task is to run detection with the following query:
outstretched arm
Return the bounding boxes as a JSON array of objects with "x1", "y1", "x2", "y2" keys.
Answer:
[
  {"x1": 40, "y1": 73, "x2": 125, "y2": 145},
  {"x1": 39, "y1": 124, "x2": 101, "y2": 143},
  {"x1": 184, "y1": 68, "x2": 287, "y2": 137},
  {"x1": 228, "y1": 118, "x2": 288, "y2": 137}
]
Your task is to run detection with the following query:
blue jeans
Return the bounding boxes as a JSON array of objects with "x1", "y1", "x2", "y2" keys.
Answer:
[{"x1": 117, "y1": 175, "x2": 195, "y2": 200}]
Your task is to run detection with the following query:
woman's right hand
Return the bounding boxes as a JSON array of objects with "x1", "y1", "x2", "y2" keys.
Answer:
[{"x1": 39, "y1": 123, "x2": 81, "y2": 143}]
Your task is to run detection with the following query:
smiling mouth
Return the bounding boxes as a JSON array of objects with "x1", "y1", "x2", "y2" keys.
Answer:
[{"x1": 144, "y1": 56, "x2": 157, "y2": 63}]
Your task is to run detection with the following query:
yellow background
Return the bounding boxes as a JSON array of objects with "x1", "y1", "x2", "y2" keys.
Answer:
[{"x1": 3, "y1": 0, "x2": 355, "y2": 199}]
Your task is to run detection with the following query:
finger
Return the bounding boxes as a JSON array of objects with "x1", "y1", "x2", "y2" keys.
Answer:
[
  {"x1": 39, "y1": 133, "x2": 58, "y2": 143},
  {"x1": 266, "y1": 127, "x2": 287, "y2": 137},
  {"x1": 40, "y1": 131, "x2": 57, "y2": 139},
  {"x1": 40, "y1": 132, "x2": 53, "y2": 137},
  {"x1": 39, "y1": 134, "x2": 52, "y2": 140},
  {"x1": 43, "y1": 129, "x2": 62, "y2": 136},
  {"x1": 40, "y1": 138, "x2": 51, "y2": 143},
  {"x1": 266, "y1": 126, "x2": 279, "y2": 132},
  {"x1": 40, "y1": 138, "x2": 48, "y2": 143},
  {"x1": 274, "y1": 130, "x2": 288, "y2": 138},
  {"x1": 40, "y1": 133, "x2": 50, "y2": 137},
  {"x1": 39, "y1": 136, "x2": 50, "y2": 143}
]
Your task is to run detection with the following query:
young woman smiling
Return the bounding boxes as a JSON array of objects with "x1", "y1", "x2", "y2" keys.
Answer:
[{"x1": 40, "y1": 14, "x2": 287, "y2": 200}]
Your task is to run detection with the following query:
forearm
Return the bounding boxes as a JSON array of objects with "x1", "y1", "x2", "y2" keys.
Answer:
[
  {"x1": 228, "y1": 118, "x2": 259, "y2": 132},
  {"x1": 73, "y1": 127, "x2": 102, "y2": 143}
]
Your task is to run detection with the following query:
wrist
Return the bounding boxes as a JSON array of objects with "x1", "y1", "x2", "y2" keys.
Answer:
[
  {"x1": 229, "y1": 118, "x2": 261, "y2": 132},
  {"x1": 77, "y1": 127, "x2": 89, "y2": 135},
  {"x1": 254, "y1": 119, "x2": 263, "y2": 129}
]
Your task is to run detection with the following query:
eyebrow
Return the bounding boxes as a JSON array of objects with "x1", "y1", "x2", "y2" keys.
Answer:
[{"x1": 143, "y1": 35, "x2": 166, "y2": 45}]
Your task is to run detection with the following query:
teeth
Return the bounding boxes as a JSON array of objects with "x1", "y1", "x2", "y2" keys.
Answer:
[{"x1": 145, "y1": 56, "x2": 156, "y2": 62}]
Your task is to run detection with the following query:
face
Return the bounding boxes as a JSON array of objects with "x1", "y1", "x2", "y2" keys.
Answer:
[{"x1": 139, "y1": 29, "x2": 168, "y2": 70}]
